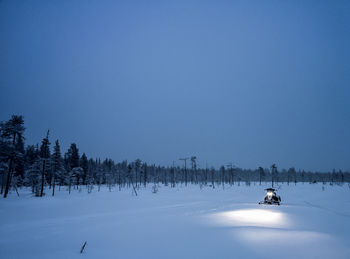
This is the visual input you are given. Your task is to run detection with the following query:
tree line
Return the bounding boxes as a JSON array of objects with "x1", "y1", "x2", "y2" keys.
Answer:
[{"x1": 0, "y1": 115, "x2": 349, "y2": 198}]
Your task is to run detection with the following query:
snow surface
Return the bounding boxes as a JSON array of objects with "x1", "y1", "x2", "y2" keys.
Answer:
[{"x1": 1, "y1": 183, "x2": 350, "y2": 259}]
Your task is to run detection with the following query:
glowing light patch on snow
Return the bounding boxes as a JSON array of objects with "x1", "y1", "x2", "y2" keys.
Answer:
[
  {"x1": 236, "y1": 229, "x2": 330, "y2": 244},
  {"x1": 208, "y1": 209, "x2": 288, "y2": 228},
  {"x1": 231, "y1": 228, "x2": 339, "y2": 259}
]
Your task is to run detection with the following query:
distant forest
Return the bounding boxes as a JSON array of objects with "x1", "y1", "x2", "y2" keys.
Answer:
[{"x1": 1, "y1": 115, "x2": 349, "y2": 198}]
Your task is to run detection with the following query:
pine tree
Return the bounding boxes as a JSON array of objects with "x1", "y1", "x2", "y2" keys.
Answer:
[
  {"x1": 1, "y1": 115, "x2": 25, "y2": 198},
  {"x1": 23, "y1": 145, "x2": 40, "y2": 195},
  {"x1": 0, "y1": 158, "x2": 8, "y2": 195},
  {"x1": 86, "y1": 158, "x2": 95, "y2": 193},
  {"x1": 69, "y1": 143, "x2": 80, "y2": 168},
  {"x1": 143, "y1": 162, "x2": 148, "y2": 187},
  {"x1": 220, "y1": 166, "x2": 225, "y2": 188},
  {"x1": 39, "y1": 130, "x2": 50, "y2": 197},
  {"x1": 258, "y1": 167, "x2": 265, "y2": 185},
  {"x1": 52, "y1": 140, "x2": 63, "y2": 196},
  {"x1": 25, "y1": 145, "x2": 39, "y2": 167},
  {"x1": 80, "y1": 153, "x2": 88, "y2": 185},
  {"x1": 134, "y1": 159, "x2": 141, "y2": 187},
  {"x1": 288, "y1": 167, "x2": 296, "y2": 185},
  {"x1": 67, "y1": 143, "x2": 81, "y2": 187},
  {"x1": 25, "y1": 160, "x2": 41, "y2": 196},
  {"x1": 271, "y1": 164, "x2": 277, "y2": 187},
  {"x1": 14, "y1": 133, "x2": 25, "y2": 186}
]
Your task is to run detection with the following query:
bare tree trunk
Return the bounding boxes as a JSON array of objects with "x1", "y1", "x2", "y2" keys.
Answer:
[
  {"x1": 14, "y1": 185, "x2": 19, "y2": 197},
  {"x1": 0, "y1": 172, "x2": 4, "y2": 194},
  {"x1": 184, "y1": 160, "x2": 187, "y2": 186},
  {"x1": 52, "y1": 175, "x2": 55, "y2": 196},
  {"x1": 40, "y1": 159, "x2": 46, "y2": 197},
  {"x1": 143, "y1": 168, "x2": 147, "y2": 187},
  {"x1": 205, "y1": 167, "x2": 208, "y2": 185},
  {"x1": 131, "y1": 180, "x2": 137, "y2": 196},
  {"x1": 3, "y1": 158, "x2": 13, "y2": 198},
  {"x1": 259, "y1": 172, "x2": 262, "y2": 185},
  {"x1": 76, "y1": 175, "x2": 80, "y2": 189}
]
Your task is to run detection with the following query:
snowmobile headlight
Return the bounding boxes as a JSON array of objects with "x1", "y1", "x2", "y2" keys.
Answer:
[{"x1": 267, "y1": 191, "x2": 273, "y2": 197}]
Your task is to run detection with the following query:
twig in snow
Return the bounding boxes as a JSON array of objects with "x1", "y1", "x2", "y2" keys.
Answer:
[{"x1": 80, "y1": 241, "x2": 87, "y2": 254}]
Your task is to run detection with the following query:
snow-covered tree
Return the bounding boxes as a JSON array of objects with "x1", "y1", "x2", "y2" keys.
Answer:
[
  {"x1": 0, "y1": 115, "x2": 25, "y2": 198},
  {"x1": 51, "y1": 140, "x2": 64, "y2": 196},
  {"x1": 25, "y1": 160, "x2": 41, "y2": 196},
  {"x1": 80, "y1": 153, "x2": 88, "y2": 185},
  {"x1": 39, "y1": 130, "x2": 50, "y2": 197},
  {"x1": 66, "y1": 143, "x2": 81, "y2": 187}
]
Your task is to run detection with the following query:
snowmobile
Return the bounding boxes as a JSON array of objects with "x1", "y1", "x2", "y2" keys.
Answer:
[{"x1": 259, "y1": 188, "x2": 281, "y2": 205}]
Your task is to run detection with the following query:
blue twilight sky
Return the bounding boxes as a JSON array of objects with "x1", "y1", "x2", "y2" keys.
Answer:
[{"x1": 0, "y1": 0, "x2": 349, "y2": 171}]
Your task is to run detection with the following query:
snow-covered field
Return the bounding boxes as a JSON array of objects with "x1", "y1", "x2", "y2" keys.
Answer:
[{"x1": 1, "y1": 183, "x2": 350, "y2": 259}]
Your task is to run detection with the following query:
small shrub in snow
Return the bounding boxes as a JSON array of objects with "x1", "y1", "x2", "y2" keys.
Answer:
[{"x1": 152, "y1": 184, "x2": 158, "y2": 194}]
